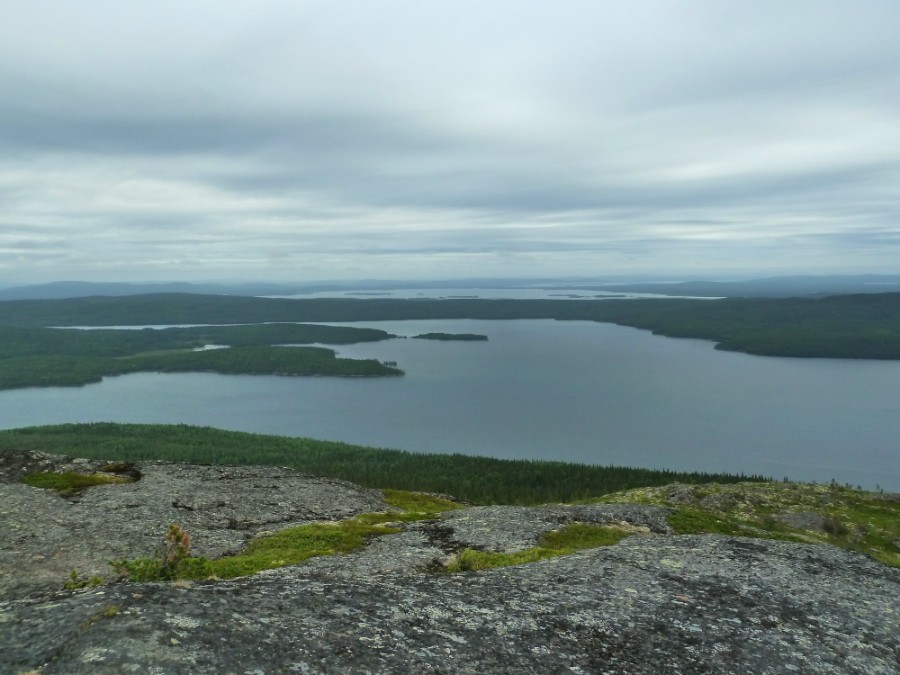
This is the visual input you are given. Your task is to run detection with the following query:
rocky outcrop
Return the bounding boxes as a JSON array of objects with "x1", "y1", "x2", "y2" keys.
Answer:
[
  {"x1": 0, "y1": 450, "x2": 388, "y2": 600},
  {"x1": 1, "y1": 451, "x2": 898, "y2": 674}
]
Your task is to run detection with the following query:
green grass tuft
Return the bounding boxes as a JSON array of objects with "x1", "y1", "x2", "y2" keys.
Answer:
[
  {"x1": 22, "y1": 471, "x2": 133, "y2": 496},
  {"x1": 541, "y1": 522, "x2": 636, "y2": 549},
  {"x1": 667, "y1": 507, "x2": 762, "y2": 537},
  {"x1": 207, "y1": 520, "x2": 402, "y2": 579},
  {"x1": 382, "y1": 489, "x2": 462, "y2": 514},
  {"x1": 444, "y1": 524, "x2": 633, "y2": 573}
]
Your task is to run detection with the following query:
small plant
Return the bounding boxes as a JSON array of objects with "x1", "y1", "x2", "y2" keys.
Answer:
[
  {"x1": 96, "y1": 604, "x2": 119, "y2": 619},
  {"x1": 81, "y1": 604, "x2": 119, "y2": 628},
  {"x1": 111, "y1": 524, "x2": 210, "y2": 582},
  {"x1": 823, "y1": 515, "x2": 849, "y2": 536},
  {"x1": 163, "y1": 524, "x2": 191, "y2": 573},
  {"x1": 64, "y1": 569, "x2": 104, "y2": 590}
]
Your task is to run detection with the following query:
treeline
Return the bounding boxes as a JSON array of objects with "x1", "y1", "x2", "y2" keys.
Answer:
[
  {"x1": 0, "y1": 323, "x2": 391, "y2": 360},
  {"x1": 0, "y1": 323, "x2": 400, "y2": 389},
  {"x1": 0, "y1": 423, "x2": 770, "y2": 504},
  {"x1": 0, "y1": 347, "x2": 401, "y2": 390},
  {"x1": 2, "y1": 292, "x2": 900, "y2": 359}
]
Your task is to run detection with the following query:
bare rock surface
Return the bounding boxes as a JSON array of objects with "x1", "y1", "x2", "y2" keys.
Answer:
[
  {"x1": 432, "y1": 504, "x2": 671, "y2": 552},
  {"x1": 2, "y1": 536, "x2": 898, "y2": 674},
  {"x1": 0, "y1": 450, "x2": 388, "y2": 599},
  {"x1": 1, "y1": 450, "x2": 899, "y2": 674}
]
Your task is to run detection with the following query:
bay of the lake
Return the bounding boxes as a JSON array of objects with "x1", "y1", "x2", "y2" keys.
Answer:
[{"x1": 1, "y1": 319, "x2": 898, "y2": 491}]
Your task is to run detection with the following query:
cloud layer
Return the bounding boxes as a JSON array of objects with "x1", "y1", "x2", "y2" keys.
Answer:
[{"x1": 1, "y1": 1, "x2": 898, "y2": 283}]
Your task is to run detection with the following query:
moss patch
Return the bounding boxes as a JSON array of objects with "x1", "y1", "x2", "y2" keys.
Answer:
[
  {"x1": 112, "y1": 519, "x2": 403, "y2": 582},
  {"x1": 208, "y1": 520, "x2": 402, "y2": 579},
  {"x1": 22, "y1": 470, "x2": 134, "y2": 497},
  {"x1": 382, "y1": 489, "x2": 463, "y2": 515},
  {"x1": 445, "y1": 524, "x2": 633, "y2": 573},
  {"x1": 599, "y1": 482, "x2": 900, "y2": 567}
]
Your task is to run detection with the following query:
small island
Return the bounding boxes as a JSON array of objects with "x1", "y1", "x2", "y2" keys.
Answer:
[{"x1": 412, "y1": 333, "x2": 488, "y2": 341}]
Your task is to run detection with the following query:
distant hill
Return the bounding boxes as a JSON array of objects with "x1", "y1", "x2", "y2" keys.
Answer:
[
  {"x1": 0, "y1": 281, "x2": 303, "y2": 300},
  {"x1": 3, "y1": 275, "x2": 900, "y2": 300},
  {"x1": 553, "y1": 274, "x2": 900, "y2": 298},
  {"x1": 0, "y1": 278, "x2": 547, "y2": 300}
]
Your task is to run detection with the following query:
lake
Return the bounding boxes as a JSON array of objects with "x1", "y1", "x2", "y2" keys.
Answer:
[{"x1": 1, "y1": 319, "x2": 898, "y2": 491}]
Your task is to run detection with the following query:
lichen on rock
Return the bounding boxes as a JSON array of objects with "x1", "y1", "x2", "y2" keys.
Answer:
[{"x1": 1, "y1": 450, "x2": 898, "y2": 674}]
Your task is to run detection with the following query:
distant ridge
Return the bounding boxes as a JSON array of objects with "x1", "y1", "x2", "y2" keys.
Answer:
[
  {"x1": 0, "y1": 278, "x2": 544, "y2": 300},
  {"x1": 2, "y1": 275, "x2": 900, "y2": 300},
  {"x1": 554, "y1": 274, "x2": 900, "y2": 298},
  {"x1": 0, "y1": 281, "x2": 300, "y2": 301}
]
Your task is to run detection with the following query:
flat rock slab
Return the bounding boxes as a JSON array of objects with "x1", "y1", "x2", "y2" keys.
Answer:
[
  {"x1": 429, "y1": 504, "x2": 671, "y2": 553},
  {"x1": 0, "y1": 451, "x2": 388, "y2": 599},
  {"x1": 2, "y1": 451, "x2": 898, "y2": 673},
  {"x1": 2, "y1": 535, "x2": 897, "y2": 674}
]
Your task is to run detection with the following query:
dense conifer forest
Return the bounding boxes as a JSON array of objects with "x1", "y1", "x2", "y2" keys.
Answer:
[
  {"x1": 0, "y1": 423, "x2": 768, "y2": 504},
  {"x1": 0, "y1": 323, "x2": 400, "y2": 389}
]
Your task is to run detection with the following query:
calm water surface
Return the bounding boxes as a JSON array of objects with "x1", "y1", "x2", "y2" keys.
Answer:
[{"x1": 1, "y1": 319, "x2": 897, "y2": 490}]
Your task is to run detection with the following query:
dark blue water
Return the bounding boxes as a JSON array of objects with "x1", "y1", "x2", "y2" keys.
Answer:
[{"x1": 1, "y1": 319, "x2": 897, "y2": 490}]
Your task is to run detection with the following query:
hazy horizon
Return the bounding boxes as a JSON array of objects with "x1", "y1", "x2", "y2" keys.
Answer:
[{"x1": 4, "y1": 271, "x2": 900, "y2": 290}]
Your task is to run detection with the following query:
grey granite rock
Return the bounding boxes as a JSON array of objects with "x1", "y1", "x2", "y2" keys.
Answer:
[
  {"x1": 431, "y1": 504, "x2": 671, "y2": 553},
  {"x1": 2, "y1": 450, "x2": 898, "y2": 674},
  {"x1": 0, "y1": 450, "x2": 388, "y2": 599},
  {"x1": 1, "y1": 536, "x2": 897, "y2": 674}
]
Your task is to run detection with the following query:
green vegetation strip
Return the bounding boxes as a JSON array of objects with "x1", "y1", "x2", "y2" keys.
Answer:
[
  {"x1": 111, "y1": 520, "x2": 401, "y2": 582},
  {"x1": 600, "y1": 482, "x2": 900, "y2": 568},
  {"x1": 445, "y1": 524, "x2": 632, "y2": 572},
  {"x1": 110, "y1": 491, "x2": 458, "y2": 582},
  {"x1": 1, "y1": 423, "x2": 765, "y2": 505},
  {"x1": 110, "y1": 508, "x2": 630, "y2": 582}
]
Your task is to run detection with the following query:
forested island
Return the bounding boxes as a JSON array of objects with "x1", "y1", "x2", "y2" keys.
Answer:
[
  {"x1": 413, "y1": 332, "x2": 488, "y2": 341},
  {"x1": 2, "y1": 291, "x2": 899, "y2": 359},
  {"x1": 0, "y1": 323, "x2": 401, "y2": 389}
]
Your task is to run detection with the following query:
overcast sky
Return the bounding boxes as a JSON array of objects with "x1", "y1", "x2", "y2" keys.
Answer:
[{"x1": 1, "y1": 1, "x2": 898, "y2": 284}]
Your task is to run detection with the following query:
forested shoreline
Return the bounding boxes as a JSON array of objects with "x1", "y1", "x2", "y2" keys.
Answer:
[
  {"x1": 0, "y1": 423, "x2": 769, "y2": 504},
  {"x1": 0, "y1": 323, "x2": 401, "y2": 389},
  {"x1": 2, "y1": 292, "x2": 899, "y2": 359},
  {"x1": 1, "y1": 291, "x2": 898, "y2": 388}
]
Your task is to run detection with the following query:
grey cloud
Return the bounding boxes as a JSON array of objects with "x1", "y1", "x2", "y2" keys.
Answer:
[
  {"x1": 0, "y1": 105, "x2": 449, "y2": 159},
  {"x1": 0, "y1": 239, "x2": 71, "y2": 251},
  {"x1": 0, "y1": 1, "x2": 898, "y2": 282}
]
